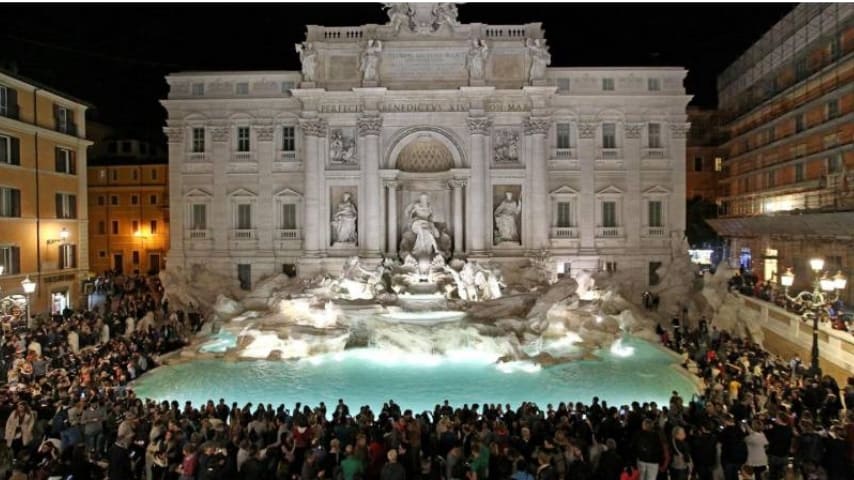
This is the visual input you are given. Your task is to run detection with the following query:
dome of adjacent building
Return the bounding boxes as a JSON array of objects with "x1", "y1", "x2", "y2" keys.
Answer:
[{"x1": 396, "y1": 137, "x2": 454, "y2": 173}]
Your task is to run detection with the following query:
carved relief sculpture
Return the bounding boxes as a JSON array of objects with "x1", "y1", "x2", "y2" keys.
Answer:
[
  {"x1": 300, "y1": 118, "x2": 328, "y2": 138},
  {"x1": 356, "y1": 116, "x2": 383, "y2": 136},
  {"x1": 433, "y1": 3, "x2": 460, "y2": 30},
  {"x1": 384, "y1": 3, "x2": 413, "y2": 32},
  {"x1": 493, "y1": 129, "x2": 520, "y2": 164},
  {"x1": 494, "y1": 191, "x2": 522, "y2": 244},
  {"x1": 295, "y1": 42, "x2": 317, "y2": 82},
  {"x1": 331, "y1": 192, "x2": 358, "y2": 245},
  {"x1": 466, "y1": 117, "x2": 492, "y2": 136},
  {"x1": 329, "y1": 129, "x2": 357, "y2": 165},
  {"x1": 360, "y1": 40, "x2": 383, "y2": 82},
  {"x1": 526, "y1": 38, "x2": 551, "y2": 82},
  {"x1": 466, "y1": 39, "x2": 489, "y2": 82}
]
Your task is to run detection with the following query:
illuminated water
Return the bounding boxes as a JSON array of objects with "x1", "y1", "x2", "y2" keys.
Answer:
[{"x1": 133, "y1": 337, "x2": 696, "y2": 412}]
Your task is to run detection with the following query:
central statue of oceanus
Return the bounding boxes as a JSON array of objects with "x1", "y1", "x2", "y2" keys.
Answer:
[{"x1": 398, "y1": 192, "x2": 452, "y2": 260}]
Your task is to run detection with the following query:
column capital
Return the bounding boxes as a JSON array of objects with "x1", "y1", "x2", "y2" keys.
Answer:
[
  {"x1": 624, "y1": 122, "x2": 644, "y2": 139},
  {"x1": 210, "y1": 127, "x2": 231, "y2": 143},
  {"x1": 670, "y1": 122, "x2": 691, "y2": 139},
  {"x1": 449, "y1": 178, "x2": 468, "y2": 189},
  {"x1": 466, "y1": 116, "x2": 492, "y2": 135},
  {"x1": 357, "y1": 115, "x2": 383, "y2": 136},
  {"x1": 523, "y1": 116, "x2": 551, "y2": 135},
  {"x1": 577, "y1": 122, "x2": 597, "y2": 139},
  {"x1": 163, "y1": 127, "x2": 184, "y2": 144},
  {"x1": 384, "y1": 179, "x2": 400, "y2": 190},
  {"x1": 300, "y1": 118, "x2": 328, "y2": 137},
  {"x1": 254, "y1": 125, "x2": 275, "y2": 142}
]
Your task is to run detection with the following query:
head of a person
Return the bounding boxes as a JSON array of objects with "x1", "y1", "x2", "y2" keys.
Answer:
[{"x1": 387, "y1": 449, "x2": 398, "y2": 463}]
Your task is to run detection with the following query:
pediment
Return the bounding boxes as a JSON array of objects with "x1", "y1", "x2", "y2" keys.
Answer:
[
  {"x1": 643, "y1": 185, "x2": 671, "y2": 195},
  {"x1": 273, "y1": 187, "x2": 303, "y2": 198},
  {"x1": 227, "y1": 188, "x2": 257, "y2": 198},
  {"x1": 184, "y1": 188, "x2": 212, "y2": 198},
  {"x1": 596, "y1": 185, "x2": 624, "y2": 195},
  {"x1": 550, "y1": 185, "x2": 579, "y2": 196}
]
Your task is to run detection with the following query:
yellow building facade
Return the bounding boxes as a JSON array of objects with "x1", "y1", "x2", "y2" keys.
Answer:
[
  {"x1": 87, "y1": 139, "x2": 169, "y2": 275},
  {"x1": 0, "y1": 70, "x2": 92, "y2": 314}
]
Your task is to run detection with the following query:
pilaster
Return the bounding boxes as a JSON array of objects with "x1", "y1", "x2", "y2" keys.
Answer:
[
  {"x1": 358, "y1": 115, "x2": 383, "y2": 256},
  {"x1": 577, "y1": 121, "x2": 597, "y2": 253},
  {"x1": 210, "y1": 126, "x2": 230, "y2": 253},
  {"x1": 670, "y1": 122, "x2": 689, "y2": 235},
  {"x1": 255, "y1": 124, "x2": 276, "y2": 252},
  {"x1": 300, "y1": 118, "x2": 327, "y2": 256},
  {"x1": 524, "y1": 116, "x2": 551, "y2": 250},
  {"x1": 164, "y1": 127, "x2": 185, "y2": 263},
  {"x1": 624, "y1": 122, "x2": 643, "y2": 249},
  {"x1": 466, "y1": 116, "x2": 491, "y2": 253}
]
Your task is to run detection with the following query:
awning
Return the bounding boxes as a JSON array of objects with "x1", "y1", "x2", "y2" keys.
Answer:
[{"x1": 706, "y1": 211, "x2": 854, "y2": 238}]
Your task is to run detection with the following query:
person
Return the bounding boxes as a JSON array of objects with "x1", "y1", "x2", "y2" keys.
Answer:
[
  {"x1": 535, "y1": 450, "x2": 556, "y2": 480},
  {"x1": 381, "y1": 449, "x2": 406, "y2": 480},
  {"x1": 109, "y1": 439, "x2": 133, "y2": 480},
  {"x1": 340, "y1": 445, "x2": 364, "y2": 480},
  {"x1": 765, "y1": 412, "x2": 793, "y2": 480},
  {"x1": 632, "y1": 419, "x2": 662, "y2": 480},
  {"x1": 668, "y1": 426, "x2": 691, "y2": 480},
  {"x1": 4, "y1": 402, "x2": 34, "y2": 454},
  {"x1": 719, "y1": 415, "x2": 748, "y2": 480},
  {"x1": 744, "y1": 420, "x2": 768, "y2": 480}
]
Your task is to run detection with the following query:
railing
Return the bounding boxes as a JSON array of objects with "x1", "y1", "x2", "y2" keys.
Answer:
[
  {"x1": 277, "y1": 229, "x2": 300, "y2": 240},
  {"x1": 600, "y1": 148, "x2": 620, "y2": 159},
  {"x1": 553, "y1": 148, "x2": 574, "y2": 159},
  {"x1": 320, "y1": 27, "x2": 365, "y2": 41},
  {"x1": 484, "y1": 26, "x2": 528, "y2": 39},
  {"x1": 57, "y1": 122, "x2": 78, "y2": 136},
  {"x1": 188, "y1": 229, "x2": 208, "y2": 240},
  {"x1": 550, "y1": 227, "x2": 579, "y2": 239},
  {"x1": 596, "y1": 227, "x2": 624, "y2": 238},
  {"x1": 187, "y1": 152, "x2": 208, "y2": 162},
  {"x1": 643, "y1": 148, "x2": 666, "y2": 159},
  {"x1": 278, "y1": 151, "x2": 297, "y2": 162},
  {"x1": 232, "y1": 229, "x2": 255, "y2": 240},
  {"x1": 644, "y1": 227, "x2": 666, "y2": 237},
  {"x1": 233, "y1": 152, "x2": 254, "y2": 162}
]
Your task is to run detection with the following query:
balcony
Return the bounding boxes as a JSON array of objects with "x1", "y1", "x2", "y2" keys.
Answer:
[
  {"x1": 188, "y1": 229, "x2": 209, "y2": 240},
  {"x1": 233, "y1": 151, "x2": 254, "y2": 162},
  {"x1": 596, "y1": 227, "x2": 624, "y2": 238},
  {"x1": 277, "y1": 229, "x2": 300, "y2": 240},
  {"x1": 279, "y1": 150, "x2": 297, "y2": 162},
  {"x1": 187, "y1": 152, "x2": 208, "y2": 162},
  {"x1": 600, "y1": 148, "x2": 620, "y2": 159},
  {"x1": 550, "y1": 227, "x2": 579, "y2": 239},
  {"x1": 56, "y1": 122, "x2": 78, "y2": 137},
  {"x1": 642, "y1": 148, "x2": 666, "y2": 159},
  {"x1": 643, "y1": 226, "x2": 667, "y2": 237},
  {"x1": 231, "y1": 229, "x2": 256, "y2": 240},
  {"x1": 553, "y1": 148, "x2": 575, "y2": 159}
]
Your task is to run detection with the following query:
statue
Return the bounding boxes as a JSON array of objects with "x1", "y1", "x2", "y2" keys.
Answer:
[
  {"x1": 384, "y1": 3, "x2": 413, "y2": 32},
  {"x1": 331, "y1": 192, "x2": 358, "y2": 244},
  {"x1": 329, "y1": 129, "x2": 357, "y2": 165},
  {"x1": 466, "y1": 39, "x2": 489, "y2": 82},
  {"x1": 400, "y1": 192, "x2": 452, "y2": 260},
  {"x1": 494, "y1": 130, "x2": 519, "y2": 163},
  {"x1": 433, "y1": 3, "x2": 460, "y2": 30},
  {"x1": 295, "y1": 42, "x2": 317, "y2": 82},
  {"x1": 360, "y1": 39, "x2": 383, "y2": 82},
  {"x1": 526, "y1": 38, "x2": 551, "y2": 82},
  {"x1": 494, "y1": 191, "x2": 522, "y2": 244}
]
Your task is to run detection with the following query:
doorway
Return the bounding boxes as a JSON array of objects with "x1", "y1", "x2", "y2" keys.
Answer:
[
  {"x1": 763, "y1": 248, "x2": 778, "y2": 283},
  {"x1": 149, "y1": 253, "x2": 161, "y2": 274},
  {"x1": 51, "y1": 290, "x2": 68, "y2": 314},
  {"x1": 113, "y1": 253, "x2": 123, "y2": 274}
]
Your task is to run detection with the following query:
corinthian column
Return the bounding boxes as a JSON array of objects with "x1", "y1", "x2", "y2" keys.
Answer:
[
  {"x1": 358, "y1": 115, "x2": 383, "y2": 256},
  {"x1": 255, "y1": 124, "x2": 275, "y2": 253},
  {"x1": 524, "y1": 116, "x2": 551, "y2": 250},
  {"x1": 385, "y1": 180, "x2": 399, "y2": 256},
  {"x1": 449, "y1": 178, "x2": 467, "y2": 255},
  {"x1": 466, "y1": 116, "x2": 491, "y2": 253},
  {"x1": 300, "y1": 118, "x2": 327, "y2": 256},
  {"x1": 210, "y1": 126, "x2": 230, "y2": 252}
]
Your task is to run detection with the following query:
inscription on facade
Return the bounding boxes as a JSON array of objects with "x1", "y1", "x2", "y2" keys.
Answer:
[
  {"x1": 318, "y1": 101, "x2": 531, "y2": 114},
  {"x1": 380, "y1": 48, "x2": 468, "y2": 80}
]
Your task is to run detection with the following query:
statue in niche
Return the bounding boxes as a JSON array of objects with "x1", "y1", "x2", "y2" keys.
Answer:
[
  {"x1": 526, "y1": 38, "x2": 551, "y2": 82},
  {"x1": 494, "y1": 130, "x2": 519, "y2": 163},
  {"x1": 360, "y1": 39, "x2": 383, "y2": 82},
  {"x1": 331, "y1": 192, "x2": 358, "y2": 244},
  {"x1": 466, "y1": 39, "x2": 489, "y2": 81},
  {"x1": 329, "y1": 129, "x2": 357, "y2": 165},
  {"x1": 400, "y1": 193, "x2": 452, "y2": 259},
  {"x1": 295, "y1": 42, "x2": 317, "y2": 82},
  {"x1": 494, "y1": 191, "x2": 522, "y2": 244},
  {"x1": 433, "y1": 3, "x2": 460, "y2": 30},
  {"x1": 384, "y1": 3, "x2": 413, "y2": 32}
]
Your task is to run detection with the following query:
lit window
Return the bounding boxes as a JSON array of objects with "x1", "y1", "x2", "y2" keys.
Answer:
[{"x1": 714, "y1": 157, "x2": 723, "y2": 172}]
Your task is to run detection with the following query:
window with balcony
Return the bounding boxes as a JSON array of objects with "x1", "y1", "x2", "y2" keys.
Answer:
[
  {"x1": 55, "y1": 193, "x2": 77, "y2": 219},
  {"x1": 59, "y1": 244, "x2": 77, "y2": 269},
  {"x1": 647, "y1": 123, "x2": 662, "y2": 148},
  {"x1": 191, "y1": 83, "x2": 205, "y2": 96},
  {"x1": 0, "y1": 135, "x2": 20, "y2": 165},
  {"x1": 0, "y1": 85, "x2": 18, "y2": 119},
  {"x1": 237, "y1": 127, "x2": 251, "y2": 152},
  {"x1": 556, "y1": 123, "x2": 572, "y2": 149},
  {"x1": 191, "y1": 204, "x2": 207, "y2": 230},
  {"x1": 0, "y1": 245, "x2": 21, "y2": 274},
  {"x1": 282, "y1": 126, "x2": 296, "y2": 152},
  {"x1": 647, "y1": 78, "x2": 660, "y2": 91},
  {"x1": 236, "y1": 82, "x2": 249, "y2": 95},
  {"x1": 602, "y1": 123, "x2": 616, "y2": 149},
  {"x1": 693, "y1": 157, "x2": 703, "y2": 172},
  {"x1": 274, "y1": 189, "x2": 302, "y2": 240},
  {"x1": 192, "y1": 127, "x2": 205, "y2": 153},
  {"x1": 549, "y1": 186, "x2": 578, "y2": 239},
  {"x1": 557, "y1": 202, "x2": 572, "y2": 227},
  {"x1": 602, "y1": 201, "x2": 617, "y2": 227},
  {"x1": 0, "y1": 187, "x2": 21, "y2": 217},
  {"x1": 794, "y1": 162, "x2": 805, "y2": 182},
  {"x1": 236, "y1": 204, "x2": 252, "y2": 230},
  {"x1": 602, "y1": 78, "x2": 615, "y2": 91},
  {"x1": 648, "y1": 201, "x2": 662, "y2": 228}
]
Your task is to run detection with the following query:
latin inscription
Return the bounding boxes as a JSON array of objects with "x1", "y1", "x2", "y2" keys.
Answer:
[
  {"x1": 380, "y1": 48, "x2": 468, "y2": 80},
  {"x1": 318, "y1": 101, "x2": 531, "y2": 114}
]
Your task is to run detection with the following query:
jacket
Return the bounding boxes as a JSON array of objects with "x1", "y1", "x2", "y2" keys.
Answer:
[{"x1": 4, "y1": 410, "x2": 34, "y2": 447}]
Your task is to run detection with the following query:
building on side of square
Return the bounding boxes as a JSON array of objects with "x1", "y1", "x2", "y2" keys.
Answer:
[{"x1": 161, "y1": 3, "x2": 690, "y2": 290}]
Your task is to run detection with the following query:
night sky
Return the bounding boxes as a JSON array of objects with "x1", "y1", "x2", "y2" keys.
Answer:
[{"x1": 1, "y1": 2, "x2": 794, "y2": 139}]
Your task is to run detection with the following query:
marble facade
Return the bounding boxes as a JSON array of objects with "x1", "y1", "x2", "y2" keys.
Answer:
[{"x1": 162, "y1": 3, "x2": 690, "y2": 288}]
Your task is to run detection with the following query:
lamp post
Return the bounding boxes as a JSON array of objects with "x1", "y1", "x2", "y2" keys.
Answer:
[
  {"x1": 21, "y1": 275, "x2": 36, "y2": 329},
  {"x1": 779, "y1": 259, "x2": 847, "y2": 378}
]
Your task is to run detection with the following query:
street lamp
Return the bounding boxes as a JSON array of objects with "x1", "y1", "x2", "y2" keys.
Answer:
[
  {"x1": 779, "y1": 258, "x2": 847, "y2": 378},
  {"x1": 21, "y1": 276, "x2": 36, "y2": 329}
]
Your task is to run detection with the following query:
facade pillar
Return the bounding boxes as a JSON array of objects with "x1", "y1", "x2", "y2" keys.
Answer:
[
  {"x1": 669, "y1": 123, "x2": 689, "y2": 236},
  {"x1": 466, "y1": 116, "x2": 491, "y2": 253},
  {"x1": 255, "y1": 124, "x2": 275, "y2": 254},
  {"x1": 164, "y1": 127, "x2": 185, "y2": 264},
  {"x1": 624, "y1": 122, "x2": 643, "y2": 249},
  {"x1": 358, "y1": 115, "x2": 383, "y2": 256},
  {"x1": 524, "y1": 116, "x2": 551, "y2": 250},
  {"x1": 577, "y1": 122, "x2": 597, "y2": 253},
  {"x1": 300, "y1": 118, "x2": 327, "y2": 256},
  {"x1": 210, "y1": 126, "x2": 231, "y2": 253},
  {"x1": 385, "y1": 180, "x2": 398, "y2": 256},
  {"x1": 450, "y1": 178, "x2": 466, "y2": 255}
]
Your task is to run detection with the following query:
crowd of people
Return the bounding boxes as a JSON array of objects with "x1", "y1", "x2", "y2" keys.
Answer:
[{"x1": 0, "y1": 272, "x2": 851, "y2": 480}]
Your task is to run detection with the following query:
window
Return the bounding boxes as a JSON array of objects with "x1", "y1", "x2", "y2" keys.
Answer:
[
  {"x1": 648, "y1": 123, "x2": 661, "y2": 148},
  {"x1": 281, "y1": 81, "x2": 295, "y2": 95},
  {"x1": 795, "y1": 58, "x2": 808, "y2": 80},
  {"x1": 111, "y1": 170, "x2": 118, "y2": 181},
  {"x1": 236, "y1": 82, "x2": 249, "y2": 95},
  {"x1": 714, "y1": 157, "x2": 723, "y2": 172},
  {"x1": 768, "y1": 127, "x2": 776, "y2": 143},
  {"x1": 131, "y1": 195, "x2": 139, "y2": 205},
  {"x1": 649, "y1": 262, "x2": 662, "y2": 286},
  {"x1": 647, "y1": 78, "x2": 660, "y2": 91},
  {"x1": 557, "y1": 78, "x2": 570, "y2": 93},
  {"x1": 0, "y1": 187, "x2": 21, "y2": 217},
  {"x1": 191, "y1": 204, "x2": 207, "y2": 230},
  {"x1": 605, "y1": 261, "x2": 618, "y2": 273},
  {"x1": 150, "y1": 220, "x2": 158, "y2": 234},
  {"x1": 140, "y1": 143, "x2": 148, "y2": 155},
  {"x1": 602, "y1": 78, "x2": 615, "y2": 91},
  {"x1": 602, "y1": 123, "x2": 616, "y2": 148},
  {"x1": 99, "y1": 251, "x2": 106, "y2": 258},
  {"x1": 828, "y1": 154, "x2": 843, "y2": 174},
  {"x1": 149, "y1": 194, "x2": 157, "y2": 205},
  {"x1": 794, "y1": 162, "x2": 805, "y2": 182},
  {"x1": 282, "y1": 126, "x2": 296, "y2": 152},
  {"x1": 59, "y1": 244, "x2": 77, "y2": 269},
  {"x1": 829, "y1": 37, "x2": 841, "y2": 59},
  {"x1": 111, "y1": 221, "x2": 119, "y2": 234},
  {"x1": 648, "y1": 201, "x2": 662, "y2": 227},
  {"x1": 766, "y1": 170, "x2": 776, "y2": 188},
  {"x1": 54, "y1": 105, "x2": 74, "y2": 134},
  {"x1": 97, "y1": 195, "x2": 105, "y2": 206},
  {"x1": 110, "y1": 195, "x2": 118, "y2": 206},
  {"x1": 795, "y1": 113, "x2": 805, "y2": 133},
  {"x1": 191, "y1": 83, "x2": 205, "y2": 96},
  {"x1": 693, "y1": 157, "x2": 704, "y2": 172},
  {"x1": 825, "y1": 99, "x2": 839, "y2": 120},
  {"x1": 0, "y1": 135, "x2": 21, "y2": 165},
  {"x1": 132, "y1": 251, "x2": 140, "y2": 265},
  {"x1": 132, "y1": 169, "x2": 138, "y2": 181},
  {"x1": 97, "y1": 221, "x2": 106, "y2": 235},
  {"x1": 0, "y1": 85, "x2": 16, "y2": 118},
  {"x1": 238, "y1": 264, "x2": 252, "y2": 290},
  {"x1": 132, "y1": 220, "x2": 139, "y2": 233},
  {"x1": 282, "y1": 204, "x2": 297, "y2": 230},
  {"x1": 236, "y1": 204, "x2": 252, "y2": 229},
  {"x1": 55, "y1": 193, "x2": 77, "y2": 219},
  {"x1": 192, "y1": 127, "x2": 205, "y2": 153},
  {"x1": 150, "y1": 168, "x2": 157, "y2": 180},
  {"x1": 602, "y1": 201, "x2": 617, "y2": 227},
  {"x1": 557, "y1": 201, "x2": 572, "y2": 227},
  {"x1": 556, "y1": 123, "x2": 572, "y2": 149},
  {"x1": 237, "y1": 127, "x2": 251, "y2": 152},
  {"x1": 0, "y1": 246, "x2": 21, "y2": 274}
]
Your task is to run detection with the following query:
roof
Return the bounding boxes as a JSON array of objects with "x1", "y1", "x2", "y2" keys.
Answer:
[
  {"x1": 707, "y1": 211, "x2": 854, "y2": 238},
  {"x1": 0, "y1": 68, "x2": 94, "y2": 108}
]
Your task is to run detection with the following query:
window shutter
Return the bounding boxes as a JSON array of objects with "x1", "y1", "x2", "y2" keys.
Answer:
[
  {"x1": 53, "y1": 104, "x2": 60, "y2": 129},
  {"x1": 7, "y1": 88, "x2": 17, "y2": 117},
  {"x1": 70, "y1": 150, "x2": 76, "y2": 174},
  {"x1": 71, "y1": 244, "x2": 78, "y2": 268},
  {"x1": 10, "y1": 137, "x2": 20, "y2": 165},
  {"x1": 59, "y1": 245, "x2": 66, "y2": 269},
  {"x1": 11, "y1": 246, "x2": 20, "y2": 274},
  {"x1": 55, "y1": 193, "x2": 63, "y2": 218},
  {"x1": 11, "y1": 189, "x2": 20, "y2": 217},
  {"x1": 70, "y1": 195, "x2": 77, "y2": 218},
  {"x1": 55, "y1": 147, "x2": 63, "y2": 172}
]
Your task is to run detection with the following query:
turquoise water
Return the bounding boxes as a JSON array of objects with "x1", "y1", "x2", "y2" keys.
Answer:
[{"x1": 133, "y1": 337, "x2": 696, "y2": 412}]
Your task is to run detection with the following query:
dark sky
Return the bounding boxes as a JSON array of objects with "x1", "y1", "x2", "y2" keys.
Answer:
[{"x1": 1, "y1": 2, "x2": 794, "y2": 139}]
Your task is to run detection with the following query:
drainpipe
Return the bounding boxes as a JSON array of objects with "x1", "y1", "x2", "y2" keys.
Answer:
[{"x1": 33, "y1": 88, "x2": 42, "y2": 305}]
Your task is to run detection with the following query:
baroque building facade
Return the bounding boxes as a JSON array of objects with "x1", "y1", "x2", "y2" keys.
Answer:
[{"x1": 162, "y1": 3, "x2": 690, "y2": 289}]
